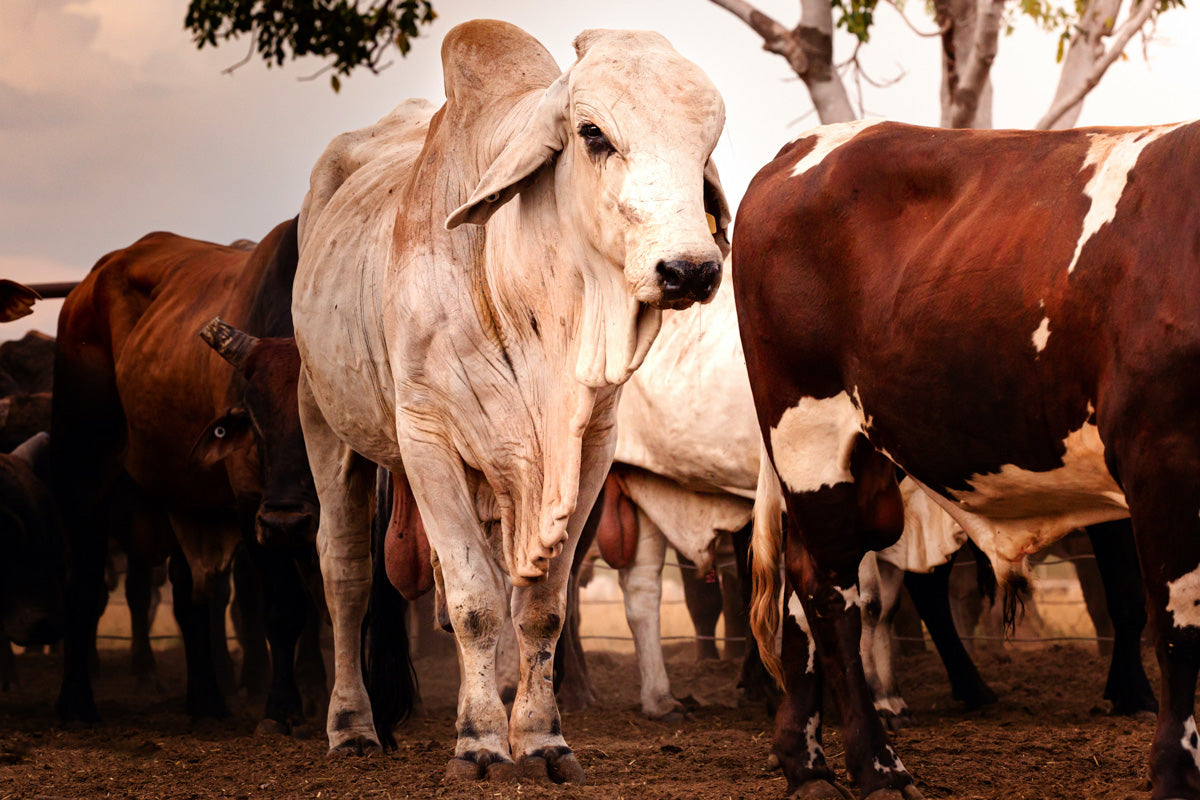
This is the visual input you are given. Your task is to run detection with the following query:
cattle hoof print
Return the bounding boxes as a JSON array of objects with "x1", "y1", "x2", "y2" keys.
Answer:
[
  {"x1": 787, "y1": 778, "x2": 853, "y2": 800},
  {"x1": 328, "y1": 735, "x2": 381, "y2": 758},
  {"x1": 518, "y1": 748, "x2": 585, "y2": 785}
]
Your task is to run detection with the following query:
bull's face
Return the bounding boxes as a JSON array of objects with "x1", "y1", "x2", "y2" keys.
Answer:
[
  {"x1": 445, "y1": 30, "x2": 730, "y2": 312},
  {"x1": 194, "y1": 320, "x2": 318, "y2": 549},
  {"x1": 562, "y1": 31, "x2": 729, "y2": 310}
]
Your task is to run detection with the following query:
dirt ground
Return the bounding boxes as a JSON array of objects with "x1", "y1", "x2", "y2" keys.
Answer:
[{"x1": 0, "y1": 633, "x2": 1165, "y2": 800}]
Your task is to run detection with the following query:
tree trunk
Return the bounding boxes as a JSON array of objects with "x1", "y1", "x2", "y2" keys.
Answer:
[
  {"x1": 1044, "y1": 0, "x2": 1125, "y2": 129},
  {"x1": 933, "y1": 0, "x2": 1003, "y2": 129},
  {"x1": 708, "y1": 0, "x2": 857, "y2": 124},
  {"x1": 1036, "y1": 0, "x2": 1157, "y2": 129}
]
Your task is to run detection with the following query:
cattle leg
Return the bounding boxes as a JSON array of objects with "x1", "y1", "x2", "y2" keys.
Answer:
[
  {"x1": 0, "y1": 633, "x2": 14, "y2": 690},
  {"x1": 509, "y1": 547, "x2": 585, "y2": 784},
  {"x1": 556, "y1": 478, "x2": 598, "y2": 711},
  {"x1": 167, "y1": 550, "x2": 230, "y2": 719},
  {"x1": 779, "y1": 444, "x2": 918, "y2": 800},
  {"x1": 618, "y1": 509, "x2": 685, "y2": 720},
  {"x1": 231, "y1": 548, "x2": 270, "y2": 698},
  {"x1": 125, "y1": 549, "x2": 158, "y2": 684},
  {"x1": 1117, "y1": 440, "x2": 1200, "y2": 800},
  {"x1": 208, "y1": 569, "x2": 237, "y2": 696},
  {"x1": 1086, "y1": 519, "x2": 1156, "y2": 719},
  {"x1": 410, "y1": 477, "x2": 510, "y2": 779},
  {"x1": 299, "y1": 385, "x2": 380, "y2": 756},
  {"x1": 859, "y1": 553, "x2": 910, "y2": 731},
  {"x1": 733, "y1": 520, "x2": 778, "y2": 711},
  {"x1": 719, "y1": 547, "x2": 748, "y2": 661},
  {"x1": 248, "y1": 542, "x2": 311, "y2": 736},
  {"x1": 678, "y1": 549, "x2": 722, "y2": 660},
  {"x1": 904, "y1": 558, "x2": 997, "y2": 711}
]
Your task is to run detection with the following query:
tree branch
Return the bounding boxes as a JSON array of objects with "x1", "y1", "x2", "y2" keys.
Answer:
[
  {"x1": 707, "y1": 0, "x2": 810, "y2": 74},
  {"x1": 882, "y1": 0, "x2": 950, "y2": 37},
  {"x1": 948, "y1": 0, "x2": 1005, "y2": 128},
  {"x1": 1035, "y1": 0, "x2": 1158, "y2": 129}
]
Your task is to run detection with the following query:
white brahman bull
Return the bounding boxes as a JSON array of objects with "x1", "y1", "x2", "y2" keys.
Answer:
[{"x1": 292, "y1": 20, "x2": 729, "y2": 784}]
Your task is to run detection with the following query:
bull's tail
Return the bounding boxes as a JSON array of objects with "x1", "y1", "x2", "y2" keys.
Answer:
[
  {"x1": 750, "y1": 441, "x2": 787, "y2": 689},
  {"x1": 362, "y1": 465, "x2": 418, "y2": 750}
]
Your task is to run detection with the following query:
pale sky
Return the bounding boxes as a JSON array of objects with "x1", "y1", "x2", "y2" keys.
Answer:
[{"x1": 2, "y1": 0, "x2": 1197, "y2": 337}]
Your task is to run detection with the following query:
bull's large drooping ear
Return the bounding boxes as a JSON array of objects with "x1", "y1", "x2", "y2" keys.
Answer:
[
  {"x1": 704, "y1": 158, "x2": 733, "y2": 260},
  {"x1": 445, "y1": 74, "x2": 570, "y2": 230},
  {"x1": 190, "y1": 408, "x2": 254, "y2": 467}
]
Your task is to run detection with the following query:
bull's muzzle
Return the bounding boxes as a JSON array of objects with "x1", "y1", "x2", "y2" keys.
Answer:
[
  {"x1": 654, "y1": 258, "x2": 721, "y2": 309},
  {"x1": 255, "y1": 503, "x2": 318, "y2": 548}
]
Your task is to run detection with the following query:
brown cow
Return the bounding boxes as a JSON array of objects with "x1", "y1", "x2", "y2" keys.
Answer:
[
  {"x1": 735, "y1": 119, "x2": 1200, "y2": 800},
  {"x1": 53, "y1": 218, "x2": 322, "y2": 730}
]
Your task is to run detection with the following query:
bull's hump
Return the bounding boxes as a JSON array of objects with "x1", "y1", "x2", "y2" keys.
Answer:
[{"x1": 441, "y1": 20, "x2": 560, "y2": 106}]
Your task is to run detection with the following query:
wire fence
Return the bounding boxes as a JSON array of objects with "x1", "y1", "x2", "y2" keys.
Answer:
[{"x1": 84, "y1": 550, "x2": 1111, "y2": 649}]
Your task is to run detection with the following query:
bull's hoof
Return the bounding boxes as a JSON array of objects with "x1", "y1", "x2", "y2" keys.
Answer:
[
  {"x1": 879, "y1": 708, "x2": 912, "y2": 733},
  {"x1": 443, "y1": 753, "x2": 516, "y2": 782},
  {"x1": 255, "y1": 718, "x2": 289, "y2": 737},
  {"x1": 518, "y1": 748, "x2": 585, "y2": 785},
  {"x1": 187, "y1": 701, "x2": 231, "y2": 721},
  {"x1": 955, "y1": 684, "x2": 998, "y2": 711},
  {"x1": 55, "y1": 691, "x2": 101, "y2": 725},
  {"x1": 864, "y1": 786, "x2": 924, "y2": 800},
  {"x1": 787, "y1": 779, "x2": 853, "y2": 800},
  {"x1": 291, "y1": 721, "x2": 316, "y2": 740},
  {"x1": 328, "y1": 735, "x2": 381, "y2": 757},
  {"x1": 646, "y1": 699, "x2": 689, "y2": 723}
]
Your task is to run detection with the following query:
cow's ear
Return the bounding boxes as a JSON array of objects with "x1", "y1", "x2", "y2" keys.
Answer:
[
  {"x1": 191, "y1": 408, "x2": 254, "y2": 467},
  {"x1": 445, "y1": 74, "x2": 570, "y2": 230},
  {"x1": 703, "y1": 158, "x2": 732, "y2": 260}
]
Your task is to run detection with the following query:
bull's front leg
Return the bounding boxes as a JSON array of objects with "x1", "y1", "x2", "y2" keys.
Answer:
[{"x1": 509, "y1": 555, "x2": 585, "y2": 785}]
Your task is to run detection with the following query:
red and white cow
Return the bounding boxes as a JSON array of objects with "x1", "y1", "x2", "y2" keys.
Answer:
[{"x1": 736, "y1": 118, "x2": 1200, "y2": 800}]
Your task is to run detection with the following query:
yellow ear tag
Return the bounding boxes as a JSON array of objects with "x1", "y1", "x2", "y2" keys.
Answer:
[{"x1": 706, "y1": 213, "x2": 717, "y2": 234}]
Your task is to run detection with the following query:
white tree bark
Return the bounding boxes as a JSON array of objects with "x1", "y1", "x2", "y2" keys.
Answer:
[
  {"x1": 934, "y1": 0, "x2": 1004, "y2": 128},
  {"x1": 1036, "y1": 0, "x2": 1158, "y2": 129},
  {"x1": 708, "y1": 0, "x2": 857, "y2": 124}
]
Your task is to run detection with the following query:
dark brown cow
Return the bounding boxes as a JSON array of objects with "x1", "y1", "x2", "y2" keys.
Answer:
[
  {"x1": 53, "y1": 218, "x2": 321, "y2": 729},
  {"x1": 734, "y1": 119, "x2": 1200, "y2": 800}
]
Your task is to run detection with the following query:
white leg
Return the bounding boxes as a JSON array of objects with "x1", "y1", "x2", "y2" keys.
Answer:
[
  {"x1": 399, "y1": 445, "x2": 511, "y2": 779},
  {"x1": 860, "y1": 554, "x2": 909, "y2": 730},
  {"x1": 298, "y1": 375, "x2": 378, "y2": 755},
  {"x1": 619, "y1": 509, "x2": 682, "y2": 720}
]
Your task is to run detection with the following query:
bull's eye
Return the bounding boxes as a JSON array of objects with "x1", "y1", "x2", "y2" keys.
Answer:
[{"x1": 578, "y1": 123, "x2": 614, "y2": 158}]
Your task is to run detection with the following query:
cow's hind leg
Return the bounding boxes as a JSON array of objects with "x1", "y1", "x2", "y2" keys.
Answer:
[
  {"x1": 780, "y1": 437, "x2": 920, "y2": 800},
  {"x1": 1116, "y1": 438, "x2": 1200, "y2": 799},
  {"x1": 299, "y1": 379, "x2": 379, "y2": 756},
  {"x1": 1087, "y1": 518, "x2": 1156, "y2": 719},
  {"x1": 859, "y1": 553, "x2": 910, "y2": 732},
  {"x1": 618, "y1": 510, "x2": 684, "y2": 720}
]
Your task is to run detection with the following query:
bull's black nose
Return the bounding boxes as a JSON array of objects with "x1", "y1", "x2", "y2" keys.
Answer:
[
  {"x1": 256, "y1": 505, "x2": 317, "y2": 547},
  {"x1": 656, "y1": 259, "x2": 722, "y2": 308}
]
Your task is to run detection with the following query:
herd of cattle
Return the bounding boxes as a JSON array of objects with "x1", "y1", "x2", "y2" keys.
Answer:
[{"x1": 1, "y1": 18, "x2": 1198, "y2": 800}]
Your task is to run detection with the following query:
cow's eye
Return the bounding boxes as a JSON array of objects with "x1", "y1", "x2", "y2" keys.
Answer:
[{"x1": 579, "y1": 123, "x2": 614, "y2": 157}]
